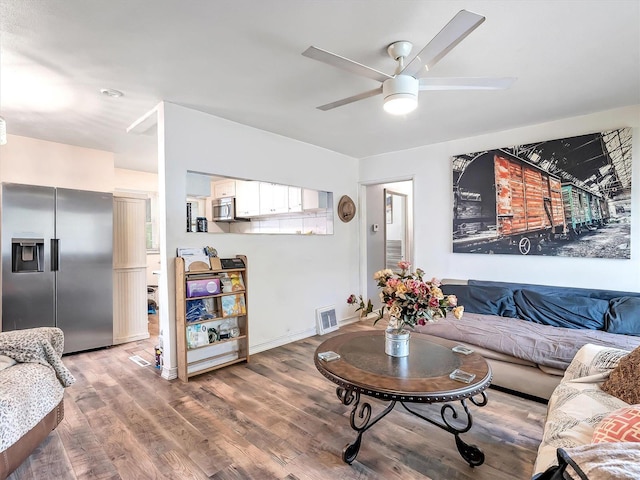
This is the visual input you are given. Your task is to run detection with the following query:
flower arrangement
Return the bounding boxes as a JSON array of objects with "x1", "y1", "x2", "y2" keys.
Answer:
[
  {"x1": 374, "y1": 261, "x2": 464, "y2": 332},
  {"x1": 347, "y1": 294, "x2": 374, "y2": 318}
]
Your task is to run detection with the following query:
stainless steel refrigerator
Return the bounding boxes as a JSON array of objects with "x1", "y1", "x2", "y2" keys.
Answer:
[{"x1": 1, "y1": 183, "x2": 113, "y2": 354}]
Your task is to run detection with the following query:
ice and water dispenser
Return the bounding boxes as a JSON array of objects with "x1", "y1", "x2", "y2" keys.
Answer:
[{"x1": 11, "y1": 238, "x2": 45, "y2": 273}]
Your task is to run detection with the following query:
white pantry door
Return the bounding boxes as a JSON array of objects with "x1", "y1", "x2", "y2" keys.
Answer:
[{"x1": 113, "y1": 195, "x2": 149, "y2": 344}]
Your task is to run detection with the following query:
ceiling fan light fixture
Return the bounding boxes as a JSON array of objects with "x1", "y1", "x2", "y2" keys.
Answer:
[
  {"x1": 383, "y1": 75, "x2": 419, "y2": 115},
  {"x1": 383, "y1": 95, "x2": 418, "y2": 115}
]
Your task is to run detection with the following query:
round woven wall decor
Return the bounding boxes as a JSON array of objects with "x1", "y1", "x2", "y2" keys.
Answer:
[{"x1": 338, "y1": 195, "x2": 356, "y2": 223}]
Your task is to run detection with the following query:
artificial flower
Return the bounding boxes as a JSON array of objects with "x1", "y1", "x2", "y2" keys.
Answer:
[
  {"x1": 347, "y1": 293, "x2": 374, "y2": 317},
  {"x1": 373, "y1": 261, "x2": 464, "y2": 331}
]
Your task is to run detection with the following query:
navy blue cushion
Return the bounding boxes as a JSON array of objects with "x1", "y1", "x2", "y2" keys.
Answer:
[
  {"x1": 469, "y1": 279, "x2": 640, "y2": 302},
  {"x1": 605, "y1": 297, "x2": 640, "y2": 336},
  {"x1": 513, "y1": 289, "x2": 608, "y2": 330},
  {"x1": 441, "y1": 285, "x2": 518, "y2": 318}
]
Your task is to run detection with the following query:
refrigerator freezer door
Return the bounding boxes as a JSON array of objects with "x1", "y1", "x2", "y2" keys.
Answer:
[
  {"x1": 1, "y1": 184, "x2": 56, "y2": 330},
  {"x1": 55, "y1": 189, "x2": 113, "y2": 353}
]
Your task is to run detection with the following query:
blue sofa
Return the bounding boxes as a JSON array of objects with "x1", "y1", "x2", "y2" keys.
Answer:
[{"x1": 456, "y1": 279, "x2": 640, "y2": 335}]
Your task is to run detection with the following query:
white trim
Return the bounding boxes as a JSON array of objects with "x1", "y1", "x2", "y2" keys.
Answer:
[
  {"x1": 112, "y1": 191, "x2": 148, "y2": 199},
  {"x1": 159, "y1": 318, "x2": 378, "y2": 380},
  {"x1": 340, "y1": 315, "x2": 361, "y2": 326},
  {"x1": 126, "y1": 105, "x2": 159, "y2": 134},
  {"x1": 161, "y1": 365, "x2": 178, "y2": 380},
  {"x1": 358, "y1": 183, "x2": 369, "y2": 304},
  {"x1": 341, "y1": 311, "x2": 380, "y2": 326},
  {"x1": 359, "y1": 174, "x2": 415, "y2": 187},
  {"x1": 249, "y1": 327, "x2": 317, "y2": 355},
  {"x1": 113, "y1": 332, "x2": 150, "y2": 345},
  {"x1": 359, "y1": 177, "x2": 415, "y2": 306},
  {"x1": 253, "y1": 315, "x2": 377, "y2": 356}
]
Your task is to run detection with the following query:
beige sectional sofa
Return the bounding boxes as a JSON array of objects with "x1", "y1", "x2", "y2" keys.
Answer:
[
  {"x1": 416, "y1": 311, "x2": 640, "y2": 400},
  {"x1": 416, "y1": 279, "x2": 640, "y2": 400},
  {"x1": 413, "y1": 279, "x2": 640, "y2": 478}
]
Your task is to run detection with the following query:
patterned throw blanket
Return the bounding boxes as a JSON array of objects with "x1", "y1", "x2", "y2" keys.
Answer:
[
  {"x1": 557, "y1": 442, "x2": 640, "y2": 479},
  {"x1": 0, "y1": 327, "x2": 75, "y2": 452},
  {"x1": 532, "y1": 344, "x2": 633, "y2": 478},
  {"x1": 0, "y1": 327, "x2": 75, "y2": 387}
]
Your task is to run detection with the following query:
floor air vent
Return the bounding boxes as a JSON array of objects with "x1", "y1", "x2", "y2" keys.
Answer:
[{"x1": 316, "y1": 306, "x2": 338, "y2": 335}]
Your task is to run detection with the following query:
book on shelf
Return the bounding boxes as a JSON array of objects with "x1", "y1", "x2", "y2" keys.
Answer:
[
  {"x1": 186, "y1": 278, "x2": 221, "y2": 297},
  {"x1": 221, "y1": 294, "x2": 246, "y2": 317},
  {"x1": 177, "y1": 247, "x2": 212, "y2": 271},
  {"x1": 220, "y1": 272, "x2": 245, "y2": 293},
  {"x1": 185, "y1": 298, "x2": 218, "y2": 323},
  {"x1": 186, "y1": 323, "x2": 209, "y2": 349}
]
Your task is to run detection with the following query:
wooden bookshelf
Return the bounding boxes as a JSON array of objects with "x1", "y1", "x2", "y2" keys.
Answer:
[{"x1": 175, "y1": 254, "x2": 249, "y2": 382}]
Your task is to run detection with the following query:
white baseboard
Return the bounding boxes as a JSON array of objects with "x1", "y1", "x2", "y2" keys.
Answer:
[
  {"x1": 161, "y1": 365, "x2": 178, "y2": 380},
  {"x1": 113, "y1": 332, "x2": 150, "y2": 345},
  {"x1": 341, "y1": 312, "x2": 379, "y2": 326},
  {"x1": 249, "y1": 313, "x2": 378, "y2": 356},
  {"x1": 158, "y1": 312, "x2": 381, "y2": 377},
  {"x1": 340, "y1": 315, "x2": 361, "y2": 326},
  {"x1": 250, "y1": 327, "x2": 317, "y2": 355}
]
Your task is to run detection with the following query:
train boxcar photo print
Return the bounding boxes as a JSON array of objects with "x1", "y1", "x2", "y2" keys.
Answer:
[{"x1": 452, "y1": 128, "x2": 632, "y2": 258}]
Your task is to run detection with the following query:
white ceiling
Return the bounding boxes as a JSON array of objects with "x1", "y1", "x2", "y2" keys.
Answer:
[{"x1": 1, "y1": 1, "x2": 639, "y2": 173}]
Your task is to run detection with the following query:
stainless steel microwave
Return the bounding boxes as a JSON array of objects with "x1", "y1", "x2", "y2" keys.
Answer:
[{"x1": 212, "y1": 197, "x2": 236, "y2": 221}]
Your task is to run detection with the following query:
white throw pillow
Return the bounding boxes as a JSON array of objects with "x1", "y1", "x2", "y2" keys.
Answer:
[{"x1": 0, "y1": 354, "x2": 16, "y2": 371}]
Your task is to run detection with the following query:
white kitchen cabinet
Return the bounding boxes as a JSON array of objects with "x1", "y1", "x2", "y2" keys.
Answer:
[
  {"x1": 259, "y1": 183, "x2": 289, "y2": 215},
  {"x1": 303, "y1": 188, "x2": 329, "y2": 210},
  {"x1": 288, "y1": 186, "x2": 302, "y2": 213},
  {"x1": 235, "y1": 180, "x2": 260, "y2": 217},
  {"x1": 213, "y1": 180, "x2": 236, "y2": 199}
]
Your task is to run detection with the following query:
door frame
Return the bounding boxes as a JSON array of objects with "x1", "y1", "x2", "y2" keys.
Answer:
[
  {"x1": 383, "y1": 188, "x2": 410, "y2": 270},
  {"x1": 359, "y1": 178, "x2": 414, "y2": 308}
]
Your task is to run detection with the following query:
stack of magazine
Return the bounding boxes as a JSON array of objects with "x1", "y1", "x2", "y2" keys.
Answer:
[
  {"x1": 221, "y1": 294, "x2": 246, "y2": 317},
  {"x1": 220, "y1": 272, "x2": 245, "y2": 293}
]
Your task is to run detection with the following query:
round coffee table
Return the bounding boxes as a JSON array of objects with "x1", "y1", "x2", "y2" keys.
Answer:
[{"x1": 314, "y1": 330, "x2": 492, "y2": 466}]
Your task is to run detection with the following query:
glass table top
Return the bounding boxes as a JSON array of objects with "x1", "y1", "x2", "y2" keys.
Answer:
[{"x1": 339, "y1": 334, "x2": 461, "y2": 379}]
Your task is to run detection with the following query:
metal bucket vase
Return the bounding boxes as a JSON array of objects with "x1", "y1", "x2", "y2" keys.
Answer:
[{"x1": 385, "y1": 328, "x2": 410, "y2": 357}]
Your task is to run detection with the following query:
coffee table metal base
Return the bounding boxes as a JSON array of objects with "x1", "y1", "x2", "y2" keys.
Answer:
[{"x1": 336, "y1": 387, "x2": 488, "y2": 466}]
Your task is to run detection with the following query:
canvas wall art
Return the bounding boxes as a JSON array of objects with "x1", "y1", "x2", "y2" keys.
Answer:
[{"x1": 451, "y1": 128, "x2": 632, "y2": 258}]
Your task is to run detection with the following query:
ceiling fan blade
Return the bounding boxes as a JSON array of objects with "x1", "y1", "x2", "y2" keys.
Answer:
[
  {"x1": 316, "y1": 87, "x2": 383, "y2": 111},
  {"x1": 303, "y1": 46, "x2": 392, "y2": 83},
  {"x1": 419, "y1": 77, "x2": 516, "y2": 90},
  {"x1": 401, "y1": 10, "x2": 485, "y2": 78}
]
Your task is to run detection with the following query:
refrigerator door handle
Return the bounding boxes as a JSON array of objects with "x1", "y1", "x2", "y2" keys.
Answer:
[{"x1": 51, "y1": 239, "x2": 60, "y2": 271}]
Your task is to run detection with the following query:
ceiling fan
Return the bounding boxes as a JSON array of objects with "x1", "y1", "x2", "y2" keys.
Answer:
[{"x1": 302, "y1": 10, "x2": 515, "y2": 115}]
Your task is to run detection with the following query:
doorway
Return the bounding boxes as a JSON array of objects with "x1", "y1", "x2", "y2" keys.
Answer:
[
  {"x1": 364, "y1": 180, "x2": 413, "y2": 306},
  {"x1": 384, "y1": 189, "x2": 410, "y2": 269}
]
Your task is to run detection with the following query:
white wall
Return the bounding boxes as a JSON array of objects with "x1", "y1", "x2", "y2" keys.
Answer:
[
  {"x1": 157, "y1": 102, "x2": 360, "y2": 379},
  {"x1": 360, "y1": 105, "x2": 640, "y2": 292},
  {"x1": 114, "y1": 168, "x2": 158, "y2": 193},
  {"x1": 0, "y1": 134, "x2": 114, "y2": 191}
]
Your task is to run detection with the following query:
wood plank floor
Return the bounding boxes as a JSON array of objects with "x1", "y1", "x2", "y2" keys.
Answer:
[{"x1": 10, "y1": 318, "x2": 547, "y2": 480}]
